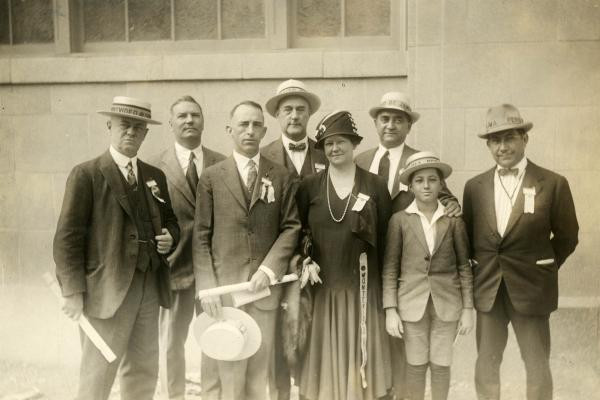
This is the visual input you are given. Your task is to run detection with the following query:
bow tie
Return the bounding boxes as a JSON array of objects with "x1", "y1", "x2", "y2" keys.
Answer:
[
  {"x1": 288, "y1": 142, "x2": 307, "y2": 152},
  {"x1": 498, "y1": 168, "x2": 519, "y2": 177}
]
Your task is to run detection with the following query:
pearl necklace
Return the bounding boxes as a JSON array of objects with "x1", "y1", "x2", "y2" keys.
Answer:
[{"x1": 327, "y1": 170, "x2": 353, "y2": 223}]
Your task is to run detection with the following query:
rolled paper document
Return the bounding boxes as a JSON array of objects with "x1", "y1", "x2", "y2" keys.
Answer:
[
  {"x1": 197, "y1": 273, "x2": 298, "y2": 299},
  {"x1": 43, "y1": 272, "x2": 117, "y2": 363}
]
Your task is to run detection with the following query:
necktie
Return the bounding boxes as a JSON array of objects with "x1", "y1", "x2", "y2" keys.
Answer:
[
  {"x1": 378, "y1": 151, "x2": 390, "y2": 185},
  {"x1": 126, "y1": 161, "x2": 137, "y2": 187},
  {"x1": 289, "y1": 142, "x2": 307, "y2": 152},
  {"x1": 186, "y1": 152, "x2": 199, "y2": 195},
  {"x1": 498, "y1": 168, "x2": 518, "y2": 177},
  {"x1": 246, "y1": 159, "x2": 258, "y2": 194}
]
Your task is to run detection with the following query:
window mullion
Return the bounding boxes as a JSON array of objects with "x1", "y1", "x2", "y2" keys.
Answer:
[
  {"x1": 125, "y1": 0, "x2": 130, "y2": 42},
  {"x1": 217, "y1": 0, "x2": 222, "y2": 40},
  {"x1": 269, "y1": 0, "x2": 289, "y2": 49}
]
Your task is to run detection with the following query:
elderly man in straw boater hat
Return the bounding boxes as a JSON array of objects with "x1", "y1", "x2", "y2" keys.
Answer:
[
  {"x1": 462, "y1": 104, "x2": 578, "y2": 400},
  {"x1": 261, "y1": 79, "x2": 328, "y2": 400},
  {"x1": 53, "y1": 96, "x2": 180, "y2": 400},
  {"x1": 355, "y1": 92, "x2": 461, "y2": 399}
]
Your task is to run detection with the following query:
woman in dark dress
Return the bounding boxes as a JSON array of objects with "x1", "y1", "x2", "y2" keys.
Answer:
[{"x1": 296, "y1": 110, "x2": 393, "y2": 400}]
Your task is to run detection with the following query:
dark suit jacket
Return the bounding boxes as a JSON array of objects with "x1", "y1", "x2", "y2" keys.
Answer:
[
  {"x1": 355, "y1": 144, "x2": 457, "y2": 213},
  {"x1": 193, "y1": 156, "x2": 301, "y2": 310},
  {"x1": 261, "y1": 137, "x2": 328, "y2": 177},
  {"x1": 53, "y1": 150, "x2": 180, "y2": 319},
  {"x1": 148, "y1": 146, "x2": 226, "y2": 290},
  {"x1": 382, "y1": 212, "x2": 473, "y2": 322},
  {"x1": 462, "y1": 160, "x2": 579, "y2": 315}
]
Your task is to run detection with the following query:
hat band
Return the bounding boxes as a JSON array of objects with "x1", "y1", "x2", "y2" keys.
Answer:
[
  {"x1": 381, "y1": 100, "x2": 412, "y2": 112},
  {"x1": 111, "y1": 103, "x2": 152, "y2": 119},
  {"x1": 486, "y1": 117, "x2": 524, "y2": 130},
  {"x1": 407, "y1": 157, "x2": 442, "y2": 169},
  {"x1": 278, "y1": 87, "x2": 307, "y2": 95}
]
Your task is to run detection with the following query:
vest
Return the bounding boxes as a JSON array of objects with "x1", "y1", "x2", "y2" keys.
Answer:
[{"x1": 283, "y1": 145, "x2": 314, "y2": 178}]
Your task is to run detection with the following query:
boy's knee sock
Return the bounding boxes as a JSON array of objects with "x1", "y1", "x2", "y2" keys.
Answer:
[
  {"x1": 406, "y1": 362, "x2": 428, "y2": 400},
  {"x1": 430, "y1": 362, "x2": 450, "y2": 400}
]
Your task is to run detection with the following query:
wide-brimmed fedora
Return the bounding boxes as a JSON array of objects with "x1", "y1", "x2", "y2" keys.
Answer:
[
  {"x1": 314, "y1": 110, "x2": 363, "y2": 150},
  {"x1": 399, "y1": 151, "x2": 452, "y2": 186},
  {"x1": 193, "y1": 307, "x2": 262, "y2": 361},
  {"x1": 478, "y1": 104, "x2": 533, "y2": 138},
  {"x1": 369, "y1": 92, "x2": 420, "y2": 123},
  {"x1": 265, "y1": 79, "x2": 321, "y2": 117},
  {"x1": 98, "y1": 96, "x2": 162, "y2": 125}
]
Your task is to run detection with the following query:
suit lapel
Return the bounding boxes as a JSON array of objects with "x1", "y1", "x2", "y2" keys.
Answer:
[
  {"x1": 250, "y1": 157, "x2": 274, "y2": 210},
  {"x1": 138, "y1": 161, "x2": 162, "y2": 235},
  {"x1": 263, "y1": 138, "x2": 286, "y2": 166},
  {"x1": 391, "y1": 145, "x2": 415, "y2": 199},
  {"x1": 478, "y1": 169, "x2": 499, "y2": 237},
  {"x1": 503, "y1": 162, "x2": 541, "y2": 238},
  {"x1": 221, "y1": 157, "x2": 248, "y2": 211},
  {"x1": 407, "y1": 213, "x2": 431, "y2": 255},
  {"x1": 99, "y1": 151, "x2": 134, "y2": 220},
  {"x1": 162, "y1": 147, "x2": 195, "y2": 206},
  {"x1": 308, "y1": 139, "x2": 327, "y2": 173},
  {"x1": 432, "y1": 216, "x2": 450, "y2": 255}
]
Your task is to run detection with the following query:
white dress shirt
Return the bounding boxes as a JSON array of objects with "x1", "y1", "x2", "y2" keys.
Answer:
[
  {"x1": 494, "y1": 157, "x2": 527, "y2": 236},
  {"x1": 109, "y1": 145, "x2": 138, "y2": 181},
  {"x1": 369, "y1": 143, "x2": 407, "y2": 194},
  {"x1": 281, "y1": 135, "x2": 309, "y2": 175},
  {"x1": 231, "y1": 151, "x2": 277, "y2": 283},
  {"x1": 175, "y1": 141, "x2": 203, "y2": 176},
  {"x1": 405, "y1": 199, "x2": 446, "y2": 254}
]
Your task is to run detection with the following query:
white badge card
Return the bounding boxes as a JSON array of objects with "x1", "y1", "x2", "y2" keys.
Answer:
[
  {"x1": 523, "y1": 187, "x2": 535, "y2": 214},
  {"x1": 352, "y1": 193, "x2": 370, "y2": 212}
]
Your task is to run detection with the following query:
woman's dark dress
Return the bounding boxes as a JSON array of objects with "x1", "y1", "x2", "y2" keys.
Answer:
[{"x1": 296, "y1": 167, "x2": 393, "y2": 400}]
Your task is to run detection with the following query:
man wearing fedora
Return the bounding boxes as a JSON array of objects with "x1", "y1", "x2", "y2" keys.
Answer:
[
  {"x1": 53, "y1": 96, "x2": 180, "y2": 400},
  {"x1": 193, "y1": 100, "x2": 301, "y2": 400},
  {"x1": 355, "y1": 91, "x2": 460, "y2": 399},
  {"x1": 261, "y1": 78, "x2": 327, "y2": 400},
  {"x1": 462, "y1": 104, "x2": 579, "y2": 400},
  {"x1": 148, "y1": 95, "x2": 225, "y2": 400}
]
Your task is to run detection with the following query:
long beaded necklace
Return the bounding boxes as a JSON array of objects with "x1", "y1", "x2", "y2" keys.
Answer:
[{"x1": 327, "y1": 169, "x2": 353, "y2": 223}]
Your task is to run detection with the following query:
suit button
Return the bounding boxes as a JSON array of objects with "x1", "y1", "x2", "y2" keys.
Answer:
[
  {"x1": 130, "y1": 234, "x2": 136, "y2": 240},
  {"x1": 248, "y1": 230, "x2": 253, "y2": 235},
  {"x1": 246, "y1": 258, "x2": 251, "y2": 263},
  {"x1": 424, "y1": 256, "x2": 430, "y2": 261}
]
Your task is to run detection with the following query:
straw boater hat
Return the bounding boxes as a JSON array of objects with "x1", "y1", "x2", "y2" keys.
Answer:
[
  {"x1": 478, "y1": 104, "x2": 533, "y2": 138},
  {"x1": 265, "y1": 79, "x2": 321, "y2": 117},
  {"x1": 369, "y1": 92, "x2": 420, "y2": 123},
  {"x1": 399, "y1": 151, "x2": 452, "y2": 186},
  {"x1": 98, "y1": 96, "x2": 162, "y2": 125},
  {"x1": 314, "y1": 110, "x2": 363, "y2": 150},
  {"x1": 193, "y1": 307, "x2": 262, "y2": 361}
]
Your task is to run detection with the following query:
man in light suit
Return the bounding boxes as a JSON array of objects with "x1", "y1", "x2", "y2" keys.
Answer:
[
  {"x1": 149, "y1": 96, "x2": 226, "y2": 400},
  {"x1": 53, "y1": 96, "x2": 180, "y2": 400},
  {"x1": 193, "y1": 100, "x2": 301, "y2": 400},
  {"x1": 355, "y1": 92, "x2": 460, "y2": 399},
  {"x1": 462, "y1": 104, "x2": 579, "y2": 400},
  {"x1": 261, "y1": 79, "x2": 327, "y2": 400}
]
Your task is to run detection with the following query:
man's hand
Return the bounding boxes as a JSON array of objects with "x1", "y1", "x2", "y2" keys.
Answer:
[
  {"x1": 385, "y1": 308, "x2": 404, "y2": 339},
  {"x1": 458, "y1": 308, "x2": 474, "y2": 335},
  {"x1": 200, "y1": 295, "x2": 223, "y2": 320},
  {"x1": 249, "y1": 270, "x2": 270, "y2": 292},
  {"x1": 443, "y1": 200, "x2": 462, "y2": 217},
  {"x1": 61, "y1": 293, "x2": 83, "y2": 321},
  {"x1": 155, "y1": 228, "x2": 173, "y2": 254}
]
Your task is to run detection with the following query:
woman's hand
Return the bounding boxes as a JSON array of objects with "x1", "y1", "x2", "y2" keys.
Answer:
[
  {"x1": 458, "y1": 308, "x2": 474, "y2": 335},
  {"x1": 300, "y1": 257, "x2": 322, "y2": 288},
  {"x1": 385, "y1": 308, "x2": 404, "y2": 338}
]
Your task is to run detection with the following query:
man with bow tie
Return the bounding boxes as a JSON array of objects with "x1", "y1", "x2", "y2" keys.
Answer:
[
  {"x1": 463, "y1": 104, "x2": 579, "y2": 400},
  {"x1": 148, "y1": 96, "x2": 225, "y2": 400},
  {"x1": 53, "y1": 96, "x2": 180, "y2": 400},
  {"x1": 193, "y1": 100, "x2": 301, "y2": 400}
]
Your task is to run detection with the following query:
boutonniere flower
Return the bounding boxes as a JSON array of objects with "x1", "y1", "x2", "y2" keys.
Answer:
[
  {"x1": 314, "y1": 163, "x2": 326, "y2": 173},
  {"x1": 260, "y1": 177, "x2": 275, "y2": 203},
  {"x1": 146, "y1": 179, "x2": 165, "y2": 203}
]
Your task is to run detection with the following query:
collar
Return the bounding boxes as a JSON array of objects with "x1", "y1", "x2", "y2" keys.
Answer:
[
  {"x1": 377, "y1": 142, "x2": 405, "y2": 160},
  {"x1": 281, "y1": 134, "x2": 308, "y2": 149},
  {"x1": 175, "y1": 141, "x2": 203, "y2": 161},
  {"x1": 233, "y1": 150, "x2": 261, "y2": 169},
  {"x1": 496, "y1": 156, "x2": 527, "y2": 176},
  {"x1": 405, "y1": 199, "x2": 446, "y2": 224},
  {"x1": 109, "y1": 145, "x2": 138, "y2": 169}
]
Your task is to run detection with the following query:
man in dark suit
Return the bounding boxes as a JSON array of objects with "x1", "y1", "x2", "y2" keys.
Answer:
[
  {"x1": 53, "y1": 96, "x2": 180, "y2": 400},
  {"x1": 355, "y1": 91, "x2": 460, "y2": 399},
  {"x1": 462, "y1": 104, "x2": 579, "y2": 400},
  {"x1": 149, "y1": 96, "x2": 225, "y2": 400},
  {"x1": 193, "y1": 100, "x2": 301, "y2": 400},
  {"x1": 261, "y1": 79, "x2": 327, "y2": 399}
]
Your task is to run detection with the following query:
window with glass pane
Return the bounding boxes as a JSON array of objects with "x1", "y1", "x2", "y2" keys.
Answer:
[
  {"x1": 129, "y1": 0, "x2": 171, "y2": 41},
  {"x1": 175, "y1": 0, "x2": 217, "y2": 40},
  {"x1": 83, "y1": 0, "x2": 126, "y2": 42},
  {"x1": 221, "y1": 0, "x2": 265, "y2": 39},
  {"x1": 7, "y1": 0, "x2": 54, "y2": 44}
]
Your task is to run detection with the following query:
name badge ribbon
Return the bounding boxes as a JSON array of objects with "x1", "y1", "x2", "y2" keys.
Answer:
[
  {"x1": 523, "y1": 186, "x2": 535, "y2": 214},
  {"x1": 352, "y1": 193, "x2": 370, "y2": 212},
  {"x1": 314, "y1": 163, "x2": 326, "y2": 173},
  {"x1": 146, "y1": 179, "x2": 165, "y2": 203},
  {"x1": 260, "y1": 177, "x2": 275, "y2": 203}
]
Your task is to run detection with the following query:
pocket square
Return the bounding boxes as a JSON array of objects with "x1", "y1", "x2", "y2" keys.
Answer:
[{"x1": 536, "y1": 258, "x2": 554, "y2": 265}]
